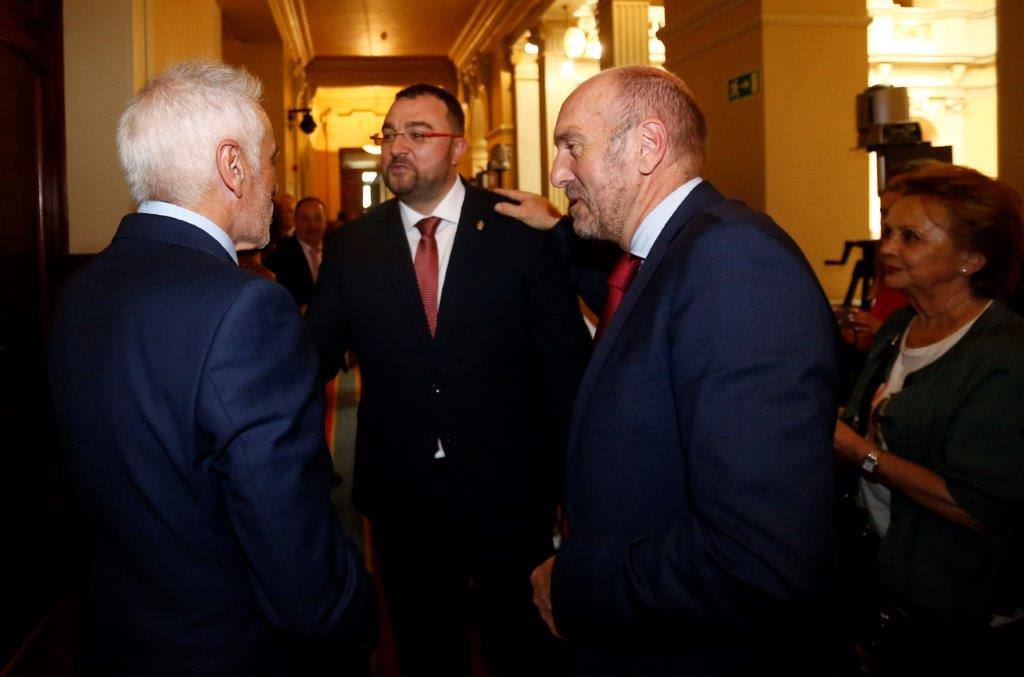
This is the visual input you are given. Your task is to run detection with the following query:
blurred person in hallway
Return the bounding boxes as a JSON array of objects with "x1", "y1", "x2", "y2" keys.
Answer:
[
  {"x1": 267, "y1": 195, "x2": 328, "y2": 310},
  {"x1": 48, "y1": 60, "x2": 376, "y2": 676}
]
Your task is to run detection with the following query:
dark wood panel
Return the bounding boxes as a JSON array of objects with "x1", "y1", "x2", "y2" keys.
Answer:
[{"x1": 0, "y1": 0, "x2": 78, "y2": 672}]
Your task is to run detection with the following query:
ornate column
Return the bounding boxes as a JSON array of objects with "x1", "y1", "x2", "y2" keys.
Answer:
[
  {"x1": 537, "y1": 20, "x2": 573, "y2": 209},
  {"x1": 460, "y1": 54, "x2": 492, "y2": 179},
  {"x1": 597, "y1": 0, "x2": 650, "y2": 69},
  {"x1": 510, "y1": 35, "x2": 543, "y2": 193}
]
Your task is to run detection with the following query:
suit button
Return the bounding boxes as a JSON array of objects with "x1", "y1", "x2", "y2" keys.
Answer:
[{"x1": 431, "y1": 383, "x2": 441, "y2": 394}]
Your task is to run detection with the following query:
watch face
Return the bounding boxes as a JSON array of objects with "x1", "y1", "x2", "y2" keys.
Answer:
[{"x1": 861, "y1": 453, "x2": 878, "y2": 474}]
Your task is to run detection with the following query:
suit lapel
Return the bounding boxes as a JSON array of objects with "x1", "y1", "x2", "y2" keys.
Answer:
[
  {"x1": 433, "y1": 182, "x2": 486, "y2": 350},
  {"x1": 376, "y1": 201, "x2": 433, "y2": 347},
  {"x1": 566, "y1": 181, "x2": 727, "y2": 457}
]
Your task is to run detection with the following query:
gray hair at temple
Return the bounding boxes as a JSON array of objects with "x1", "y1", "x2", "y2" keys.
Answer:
[
  {"x1": 606, "y1": 66, "x2": 709, "y2": 174},
  {"x1": 117, "y1": 60, "x2": 267, "y2": 207}
]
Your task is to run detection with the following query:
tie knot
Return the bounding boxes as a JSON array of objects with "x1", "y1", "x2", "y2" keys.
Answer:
[
  {"x1": 415, "y1": 216, "x2": 441, "y2": 238},
  {"x1": 607, "y1": 252, "x2": 643, "y2": 292}
]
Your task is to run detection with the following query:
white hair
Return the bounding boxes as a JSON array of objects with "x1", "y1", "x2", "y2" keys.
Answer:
[{"x1": 117, "y1": 60, "x2": 266, "y2": 207}]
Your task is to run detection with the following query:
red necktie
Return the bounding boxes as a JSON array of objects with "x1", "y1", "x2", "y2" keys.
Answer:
[
  {"x1": 594, "y1": 252, "x2": 643, "y2": 343},
  {"x1": 413, "y1": 217, "x2": 441, "y2": 337}
]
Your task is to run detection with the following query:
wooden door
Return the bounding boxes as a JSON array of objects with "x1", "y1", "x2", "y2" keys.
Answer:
[{"x1": 0, "y1": 0, "x2": 80, "y2": 672}]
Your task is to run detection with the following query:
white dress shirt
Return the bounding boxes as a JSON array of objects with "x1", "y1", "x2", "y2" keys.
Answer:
[
  {"x1": 298, "y1": 238, "x2": 323, "y2": 282},
  {"x1": 398, "y1": 178, "x2": 465, "y2": 301},
  {"x1": 397, "y1": 179, "x2": 466, "y2": 459},
  {"x1": 628, "y1": 176, "x2": 703, "y2": 259},
  {"x1": 137, "y1": 200, "x2": 238, "y2": 263}
]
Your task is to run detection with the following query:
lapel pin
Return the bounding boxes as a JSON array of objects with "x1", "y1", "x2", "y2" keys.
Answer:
[{"x1": 475, "y1": 219, "x2": 485, "y2": 231}]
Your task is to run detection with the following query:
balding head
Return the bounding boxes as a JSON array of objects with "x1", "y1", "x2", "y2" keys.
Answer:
[
  {"x1": 601, "y1": 66, "x2": 708, "y2": 174},
  {"x1": 551, "y1": 67, "x2": 709, "y2": 248}
]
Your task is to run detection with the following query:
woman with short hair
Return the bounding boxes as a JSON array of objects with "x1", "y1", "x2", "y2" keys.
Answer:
[{"x1": 834, "y1": 163, "x2": 1024, "y2": 673}]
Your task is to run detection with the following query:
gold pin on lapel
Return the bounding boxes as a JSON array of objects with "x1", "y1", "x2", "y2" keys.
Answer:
[{"x1": 475, "y1": 219, "x2": 485, "y2": 231}]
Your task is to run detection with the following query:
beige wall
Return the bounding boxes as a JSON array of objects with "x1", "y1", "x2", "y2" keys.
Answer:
[
  {"x1": 963, "y1": 90, "x2": 998, "y2": 176},
  {"x1": 664, "y1": 0, "x2": 869, "y2": 300},
  {"x1": 64, "y1": 0, "x2": 223, "y2": 253},
  {"x1": 762, "y1": 0, "x2": 869, "y2": 299},
  {"x1": 142, "y1": 0, "x2": 221, "y2": 77},
  {"x1": 998, "y1": 0, "x2": 1024, "y2": 193},
  {"x1": 64, "y1": 0, "x2": 137, "y2": 254},
  {"x1": 665, "y1": 0, "x2": 766, "y2": 211}
]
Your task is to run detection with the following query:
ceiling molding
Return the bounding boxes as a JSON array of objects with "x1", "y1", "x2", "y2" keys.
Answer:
[
  {"x1": 662, "y1": 2, "x2": 868, "y2": 54},
  {"x1": 761, "y1": 13, "x2": 871, "y2": 28},
  {"x1": 668, "y1": 0, "x2": 753, "y2": 36},
  {"x1": 664, "y1": 17, "x2": 760, "y2": 64},
  {"x1": 306, "y1": 56, "x2": 457, "y2": 92},
  {"x1": 268, "y1": 0, "x2": 314, "y2": 67},
  {"x1": 448, "y1": 0, "x2": 549, "y2": 72}
]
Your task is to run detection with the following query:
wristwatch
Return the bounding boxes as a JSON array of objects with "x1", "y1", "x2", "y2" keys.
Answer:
[{"x1": 860, "y1": 450, "x2": 881, "y2": 478}]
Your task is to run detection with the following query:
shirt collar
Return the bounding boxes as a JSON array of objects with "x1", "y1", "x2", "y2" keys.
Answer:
[
  {"x1": 137, "y1": 200, "x2": 238, "y2": 263},
  {"x1": 399, "y1": 177, "x2": 466, "y2": 232},
  {"x1": 298, "y1": 237, "x2": 322, "y2": 253},
  {"x1": 628, "y1": 177, "x2": 703, "y2": 259}
]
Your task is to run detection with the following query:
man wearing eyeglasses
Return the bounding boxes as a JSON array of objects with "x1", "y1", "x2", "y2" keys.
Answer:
[{"x1": 306, "y1": 84, "x2": 590, "y2": 677}]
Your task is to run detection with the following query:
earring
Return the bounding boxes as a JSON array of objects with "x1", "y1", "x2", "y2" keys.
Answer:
[{"x1": 959, "y1": 267, "x2": 969, "y2": 275}]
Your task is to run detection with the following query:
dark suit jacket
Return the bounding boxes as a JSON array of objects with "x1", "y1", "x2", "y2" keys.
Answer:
[
  {"x1": 306, "y1": 182, "x2": 591, "y2": 559},
  {"x1": 49, "y1": 213, "x2": 375, "y2": 676},
  {"x1": 549, "y1": 182, "x2": 838, "y2": 675},
  {"x1": 266, "y1": 235, "x2": 316, "y2": 307}
]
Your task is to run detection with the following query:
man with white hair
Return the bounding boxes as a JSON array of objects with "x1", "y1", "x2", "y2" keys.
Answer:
[
  {"x1": 499, "y1": 66, "x2": 837, "y2": 675},
  {"x1": 49, "y1": 60, "x2": 375, "y2": 675}
]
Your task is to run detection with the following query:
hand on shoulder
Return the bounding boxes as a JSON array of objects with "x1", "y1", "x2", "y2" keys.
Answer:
[{"x1": 492, "y1": 188, "x2": 563, "y2": 231}]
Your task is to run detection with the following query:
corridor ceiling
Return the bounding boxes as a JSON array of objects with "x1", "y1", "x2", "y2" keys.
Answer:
[{"x1": 304, "y1": 0, "x2": 481, "y2": 57}]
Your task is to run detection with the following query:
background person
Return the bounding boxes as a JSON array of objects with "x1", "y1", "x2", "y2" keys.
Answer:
[{"x1": 266, "y1": 196, "x2": 327, "y2": 310}]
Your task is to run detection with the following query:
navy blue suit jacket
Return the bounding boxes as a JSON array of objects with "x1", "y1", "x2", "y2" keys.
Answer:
[
  {"x1": 49, "y1": 214, "x2": 375, "y2": 676},
  {"x1": 550, "y1": 182, "x2": 837, "y2": 675},
  {"x1": 265, "y1": 235, "x2": 316, "y2": 307}
]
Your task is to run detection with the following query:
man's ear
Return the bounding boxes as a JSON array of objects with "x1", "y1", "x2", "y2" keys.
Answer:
[
  {"x1": 450, "y1": 136, "x2": 469, "y2": 167},
  {"x1": 216, "y1": 139, "x2": 245, "y2": 198},
  {"x1": 637, "y1": 118, "x2": 668, "y2": 176}
]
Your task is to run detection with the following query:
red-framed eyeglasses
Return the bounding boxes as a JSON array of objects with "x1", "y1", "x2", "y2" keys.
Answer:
[{"x1": 370, "y1": 131, "x2": 463, "y2": 146}]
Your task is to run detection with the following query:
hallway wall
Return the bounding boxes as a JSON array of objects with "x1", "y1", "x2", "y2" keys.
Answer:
[{"x1": 64, "y1": 0, "x2": 221, "y2": 254}]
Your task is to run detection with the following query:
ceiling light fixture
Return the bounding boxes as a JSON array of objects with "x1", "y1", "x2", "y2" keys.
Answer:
[{"x1": 561, "y1": 5, "x2": 588, "y2": 61}]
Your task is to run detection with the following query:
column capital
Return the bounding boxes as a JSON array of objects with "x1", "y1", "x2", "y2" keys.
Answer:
[{"x1": 597, "y1": 0, "x2": 650, "y2": 69}]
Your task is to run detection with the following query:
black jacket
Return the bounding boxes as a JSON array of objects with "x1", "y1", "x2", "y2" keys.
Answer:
[
  {"x1": 306, "y1": 183, "x2": 591, "y2": 553},
  {"x1": 266, "y1": 235, "x2": 316, "y2": 307}
]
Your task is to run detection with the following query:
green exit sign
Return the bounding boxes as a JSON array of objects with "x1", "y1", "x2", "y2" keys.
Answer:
[{"x1": 728, "y1": 71, "x2": 760, "y2": 101}]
